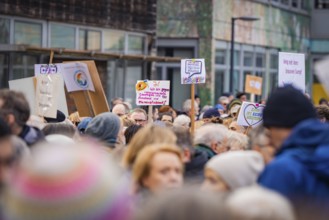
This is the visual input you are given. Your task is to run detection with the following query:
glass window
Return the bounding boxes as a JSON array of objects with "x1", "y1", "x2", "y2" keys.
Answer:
[
  {"x1": 244, "y1": 51, "x2": 253, "y2": 67},
  {"x1": 0, "y1": 18, "x2": 10, "y2": 44},
  {"x1": 281, "y1": 0, "x2": 289, "y2": 5},
  {"x1": 12, "y1": 54, "x2": 38, "y2": 80},
  {"x1": 270, "y1": 54, "x2": 278, "y2": 69},
  {"x1": 301, "y1": 0, "x2": 309, "y2": 10},
  {"x1": 79, "y1": 29, "x2": 101, "y2": 50},
  {"x1": 104, "y1": 30, "x2": 125, "y2": 53},
  {"x1": 269, "y1": 72, "x2": 278, "y2": 91},
  {"x1": 0, "y1": 54, "x2": 9, "y2": 88},
  {"x1": 50, "y1": 24, "x2": 75, "y2": 49},
  {"x1": 233, "y1": 70, "x2": 240, "y2": 92},
  {"x1": 229, "y1": 51, "x2": 240, "y2": 66},
  {"x1": 215, "y1": 70, "x2": 225, "y2": 102},
  {"x1": 256, "y1": 53, "x2": 265, "y2": 68},
  {"x1": 14, "y1": 21, "x2": 42, "y2": 46},
  {"x1": 215, "y1": 49, "x2": 226, "y2": 65},
  {"x1": 315, "y1": 0, "x2": 329, "y2": 9},
  {"x1": 128, "y1": 35, "x2": 144, "y2": 54},
  {"x1": 125, "y1": 61, "x2": 142, "y2": 107},
  {"x1": 173, "y1": 48, "x2": 194, "y2": 58},
  {"x1": 292, "y1": 0, "x2": 298, "y2": 7}
]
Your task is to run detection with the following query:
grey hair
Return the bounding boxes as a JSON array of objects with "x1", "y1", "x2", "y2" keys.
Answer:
[
  {"x1": 182, "y1": 99, "x2": 198, "y2": 113},
  {"x1": 227, "y1": 131, "x2": 249, "y2": 150},
  {"x1": 173, "y1": 115, "x2": 191, "y2": 128},
  {"x1": 226, "y1": 186, "x2": 295, "y2": 220},
  {"x1": 218, "y1": 96, "x2": 229, "y2": 104},
  {"x1": 194, "y1": 124, "x2": 228, "y2": 147}
]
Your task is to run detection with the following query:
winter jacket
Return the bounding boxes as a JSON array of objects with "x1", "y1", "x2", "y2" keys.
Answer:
[
  {"x1": 184, "y1": 149, "x2": 208, "y2": 184},
  {"x1": 258, "y1": 119, "x2": 329, "y2": 207},
  {"x1": 19, "y1": 125, "x2": 44, "y2": 146}
]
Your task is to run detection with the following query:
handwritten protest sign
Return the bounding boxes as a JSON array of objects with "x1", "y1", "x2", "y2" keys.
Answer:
[
  {"x1": 136, "y1": 80, "x2": 170, "y2": 106},
  {"x1": 35, "y1": 74, "x2": 60, "y2": 118},
  {"x1": 245, "y1": 75, "x2": 263, "y2": 95},
  {"x1": 180, "y1": 59, "x2": 206, "y2": 84},
  {"x1": 237, "y1": 102, "x2": 265, "y2": 127},
  {"x1": 34, "y1": 64, "x2": 68, "y2": 117},
  {"x1": 278, "y1": 52, "x2": 305, "y2": 92},
  {"x1": 315, "y1": 56, "x2": 329, "y2": 96},
  {"x1": 61, "y1": 62, "x2": 95, "y2": 92}
]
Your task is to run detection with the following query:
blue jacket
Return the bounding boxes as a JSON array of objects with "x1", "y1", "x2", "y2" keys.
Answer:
[{"x1": 258, "y1": 119, "x2": 329, "y2": 207}]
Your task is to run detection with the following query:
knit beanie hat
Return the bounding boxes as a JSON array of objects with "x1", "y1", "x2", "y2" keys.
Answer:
[
  {"x1": 205, "y1": 151, "x2": 264, "y2": 190},
  {"x1": 263, "y1": 85, "x2": 316, "y2": 128},
  {"x1": 4, "y1": 143, "x2": 131, "y2": 220},
  {"x1": 203, "y1": 108, "x2": 221, "y2": 119},
  {"x1": 85, "y1": 112, "x2": 120, "y2": 146}
]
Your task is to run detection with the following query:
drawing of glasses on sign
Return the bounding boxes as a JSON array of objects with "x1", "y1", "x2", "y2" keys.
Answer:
[
  {"x1": 185, "y1": 60, "x2": 202, "y2": 79},
  {"x1": 40, "y1": 64, "x2": 58, "y2": 74}
]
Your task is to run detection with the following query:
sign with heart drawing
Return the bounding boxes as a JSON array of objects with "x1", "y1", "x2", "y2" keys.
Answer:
[{"x1": 237, "y1": 102, "x2": 265, "y2": 127}]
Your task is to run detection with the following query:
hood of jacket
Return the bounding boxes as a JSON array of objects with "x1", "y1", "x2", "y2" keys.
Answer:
[{"x1": 278, "y1": 119, "x2": 329, "y2": 182}]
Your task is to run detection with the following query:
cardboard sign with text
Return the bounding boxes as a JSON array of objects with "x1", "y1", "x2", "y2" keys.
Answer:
[
  {"x1": 136, "y1": 80, "x2": 170, "y2": 106},
  {"x1": 181, "y1": 59, "x2": 206, "y2": 84},
  {"x1": 245, "y1": 75, "x2": 263, "y2": 95},
  {"x1": 237, "y1": 102, "x2": 265, "y2": 127},
  {"x1": 278, "y1": 52, "x2": 305, "y2": 92}
]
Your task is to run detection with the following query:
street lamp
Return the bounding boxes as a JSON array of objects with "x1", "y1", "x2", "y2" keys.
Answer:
[{"x1": 230, "y1": 16, "x2": 259, "y2": 93}]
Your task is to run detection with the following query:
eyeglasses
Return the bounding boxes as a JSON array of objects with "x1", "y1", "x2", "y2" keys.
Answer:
[{"x1": 134, "y1": 119, "x2": 146, "y2": 123}]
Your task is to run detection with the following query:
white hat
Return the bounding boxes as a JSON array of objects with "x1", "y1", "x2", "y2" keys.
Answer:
[{"x1": 206, "y1": 151, "x2": 264, "y2": 190}]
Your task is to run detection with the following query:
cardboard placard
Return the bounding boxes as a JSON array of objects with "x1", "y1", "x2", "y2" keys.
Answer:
[
  {"x1": 315, "y1": 56, "x2": 329, "y2": 96},
  {"x1": 245, "y1": 75, "x2": 263, "y2": 95},
  {"x1": 237, "y1": 102, "x2": 265, "y2": 127},
  {"x1": 181, "y1": 59, "x2": 206, "y2": 84},
  {"x1": 64, "y1": 60, "x2": 109, "y2": 117},
  {"x1": 136, "y1": 80, "x2": 170, "y2": 106},
  {"x1": 61, "y1": 62, "x2": 95, "y2": 92},
  {"x1": 278, "y1": 52, "x2": 305, "y2": 92}
]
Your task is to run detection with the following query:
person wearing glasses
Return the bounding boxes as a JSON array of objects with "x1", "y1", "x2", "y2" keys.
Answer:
[{"x1": 130, "y1": 108, "x2": 148, "y2": 126}]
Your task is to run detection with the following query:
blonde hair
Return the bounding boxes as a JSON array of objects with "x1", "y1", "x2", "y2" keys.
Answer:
[
  {"x1": 132, "y1": 144, "x2": 183, "y2": 188},
  {"x1": 122, "y1": 124, "x2": 177, "y2": 168},
  {"x1": 120, "y1": 115, "x2": 135, "y2": 127}
]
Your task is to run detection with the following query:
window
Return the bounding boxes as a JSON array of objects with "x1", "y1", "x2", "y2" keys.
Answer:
[
  {"x1": 281, "y1": 0, "x2": 289, "y2": 5},
  {"x1": 125, "y1": 61, "x2": 142, "y2": 106},
  {"x1": 244, "y1": 52, "x2": 253, "y2": 67},
  {"x1": 315, "y1": 0, "x2": 329, "y2": 9},
  {"x1": 128, "y1": 35, "x2": 144, "y2": 54},
  {"x1": 103, "y1": 30, "x2": 125, "y2": 52},
  {"x1": 14, "y1": 21, "x2": 42, "y2": 46},
  {"x1": 301, "y1": 0, "x2": 309, "y2": 10},
  {"x1": 79, "y1": 29, "x2": 101, "y2": 50},
  {"x1": 292, "y1": 0, "x2": 298, "y2": 7},
  {"x1": 215, "y1": 70, "x2": 225, "y2": 101},
  {"x1": 12, "y1": 54, "x2": 38, "y2": 80},
  {"x1": 270, "y1": 54, "x2": 278, "y2": 69},
  {"x1": 0, "y1": 18, "x2": 10, "y2": 44},
  {"x1": 215, "y1": 49, "x2": 226, "y2": 65},
  {"x1": 50, "y1": 24, "x2": 75, "y2": 49},
  {"x1": 256, "y1": 53, "x2": 265, "y2": 68},
  {"x1": 0, "y1": 54, "x2": 9, "y2": 88}
]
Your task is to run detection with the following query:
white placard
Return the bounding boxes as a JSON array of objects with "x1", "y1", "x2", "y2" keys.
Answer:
[
  {"x1": 315, "y1": 56, "x2": 329, "y2": 96},
  {"x1": 237, "y1": 102, "x2": 265, "y2": 127},
  {"x1": 34, "y1": 64, "x2": 68, "y2": 117},
  {"x1": 35, "y1": 74, "x2": 60, "y2": 118},
  {"x1": 278, "y1": 52, "x2": 305, "y2": 92},
  {"x1": 181, "y1": 59, "x2": 206, "y2": 84},
  {"x1": 61, "y1": 62, "x2": 95, "y2": 92},
  {"x1": 136, "y1": 80, "x2": 170, "y2": 106}
]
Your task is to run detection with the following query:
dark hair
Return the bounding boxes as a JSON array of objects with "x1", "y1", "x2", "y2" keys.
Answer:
[
  {"x1": 159, "y1": 112, "x2": 173, "y2": 121},
  {"x1": 0, "y1": 117, "x2": 11, "y2": 139},
  {"x1": 316, "y1": 105, "x2": 329, "y2": 122},
  {"x1": 124, "y1": 124, "x2": 143, "y2": 145},
  {"x1": 42, "y1": 123, "x2": 77, "y2": 138},
  {"x1": 172, "y1": 126, "x2": 195, "y2": 156},
  {"x1": 0, "y1": 89, "x2": 30, "y2": 127},
  {"x1": 319, "y1": 98, "x2": 328, "y2": 105},
  {"x1": 236, "y1": 92, "x2": 247, "y2": 99}
]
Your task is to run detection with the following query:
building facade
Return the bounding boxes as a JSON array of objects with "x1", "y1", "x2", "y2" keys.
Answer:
[
  {"x1": 0, "y1": 0, "x2": 157, "y2": 110},
  {"x1": 156, "y1": 0, "x2": 325, "y2": 107}
]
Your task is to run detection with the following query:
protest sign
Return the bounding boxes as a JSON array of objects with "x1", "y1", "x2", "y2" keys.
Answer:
[
  {"x1": 9, "y1": 77, "x2": 36, "y2": 115},
  {"x1": 315, "y1": 56, "x2": 329, "y2": 96},
  {"x1": 64, "y1": 60, "x2": 109, "y2": 117},
  {"x1": 61, "y1": 62, "x2": 95, "y2": 92},
  {"x1": 136, "y1": 80, "x2": 170, "y2": 106},
  {"x1": 34, "y1": 63, "x2": 68, "y2": 117},
  {"x1": 237, "y1": 102, "x2": 265, "y2": 127},
  {"x1": 278, "y1": 52, "x2": 305, "y2": 92},
  {"x1": 245, "y1": 75, "x2": 262, "y2": 95},
  {"x1": 181, "y1": 59, "x2": 206, "y2": 84},
  {"x1": 35, "y1": 74, "x2": 60, "y2": 118}
]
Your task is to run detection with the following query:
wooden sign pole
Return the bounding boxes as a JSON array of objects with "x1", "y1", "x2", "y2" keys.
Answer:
[
  {"x1": 148, "y1": 105, "x2": 153, "y2": 124},
  {"x1": 250, "y1": 93, "x2": 255, "y2": 103},
  {"x1": 49, "y1": 50, "x2": 54, "y2": 64},
  {"x1": 190, "y1": 84, "x2": 195, "y2": 135}
]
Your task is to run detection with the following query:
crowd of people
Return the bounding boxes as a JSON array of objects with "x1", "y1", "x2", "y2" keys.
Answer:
[{"x1": 0, "y1": 85, "x2": 329, "y2": 220}]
